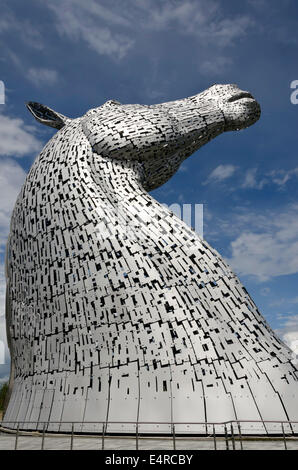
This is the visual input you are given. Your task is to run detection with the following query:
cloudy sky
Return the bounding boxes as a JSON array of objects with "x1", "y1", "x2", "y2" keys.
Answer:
[{"x1": 1, "y1": 0, "x2": 298, "y2": 382}]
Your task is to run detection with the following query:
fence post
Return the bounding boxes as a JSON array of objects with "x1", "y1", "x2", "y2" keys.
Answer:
[
  {"x1": 102, "y1": 423, "x2": 105, "y2": 450},
  {"x1": 281, "y1": 423, "x2": 287, "y2": 450},
  {"x1": 230, "y1": 423, "x2": 235, "y2": 450},
  {"x1": 172, "y1": 424, "x2": 176, "y2": 450},
  {"x1": 70, "y1": 423, "x2": 74, "y2": 450},
  {"x1": 237, "y1": 422, "x2": 243, "y2": 451},
  {"x1": 136, "y1": 423, "x2": 139, "y2": 451},
  {"x1": 41, "y1": 423, "x2": 46, "y2": 450},
  {"x1": 224, "y1": 424, "x2": 229, "y2": 450},
  {"x1": 213, "y1": 424, "x2": 217, "y2": 450},
  {"x1": 14, "y1": 423, "x2": 20, "y2": 450}
]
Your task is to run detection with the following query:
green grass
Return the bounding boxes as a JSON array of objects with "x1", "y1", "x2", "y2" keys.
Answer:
[{"x1": 0, "y1": 382, "x2": 8, "y2": 411}]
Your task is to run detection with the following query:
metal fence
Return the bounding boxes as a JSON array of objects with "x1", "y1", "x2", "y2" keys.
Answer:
[{"x1": 1, "y1": 420, "x2": 298, "y2": 450}]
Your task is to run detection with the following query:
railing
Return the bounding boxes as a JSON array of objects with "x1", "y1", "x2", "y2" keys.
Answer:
[{"x1": 0, "y1": 420, "x2": 298, "y2": 450}]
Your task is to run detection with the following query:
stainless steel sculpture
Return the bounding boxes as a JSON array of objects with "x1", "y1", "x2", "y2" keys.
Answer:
[{"x1": 4, "y1": 84, "x2": 298, "y2": 434}]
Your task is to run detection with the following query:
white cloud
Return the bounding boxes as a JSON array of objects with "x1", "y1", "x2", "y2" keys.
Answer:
[
  {"x1": 48, "y1": 0, "x2": 134, "y2": 60},
  {"x1": 247, "y1": 0, "x2": 268, "y2": 8},
  {"x1": 0, "y1": 10, "x2": 44, "y2": 50},
  {"x1": 0, "y1": 114, "x2": 42, "y2": 157},
  {"x1": 26, "y1": 68, "x2": 59, "y2": 87},
  {"x1": 260, "y1": 287, "x2": 271, "y2": 296},
  {"x1": 0, "y1": 316, "x2": 7, "y2": 362},
  {"x1": 276, "y1": 315, "x2": 298, "y2": 365},
  {"x1": 0, "y1": 375, "x2": 9, "y2": 384},
  {"x1": 68, "y1": 0, "x2": 131, "y2": 27},
  {"x1": 0, "y1": 289, "x2": 10, "y2": 373},
  {"x1": 0, "y1": 264, "x2": 6, "y2": 319},
  {"x1": 0, "y1": 159, "x2": 27, "y2": 248},
  {"x1": 228, "y1": 232, "x2": 298, "y2": 281},
  {"x1": 137, "y1": 1, "x2": 253, "y2": 45},
  {"x1": 0, "y1": 17, "x2": 10, "y2": 33},
  {"x1": 201, "y1": 56, "x2": 233, "y2": 76},
  {"x1": 0, "y1": 270, "x2": 7, "y2": 374},
  {"x1": 270, "y1": 297, "x2": 298, "y2": 307},
  {"x1": 206, "y1": 167, "x2": 298, "y2": 191},
  {"x1": 7, "y1": 53, "x2": 59, "y2": 88},
  {"x1": 143, "y1": 0, "x2": 217, "y2": 33},
  {"x1": 0, "y1": 159, "x2": 27, "y2": 375},
  {"x1": 47, "y1": 0, "x2": 254, "y2": 59},
  {"x1": 241, "y1": 167, "x2": 267, "y2": 189},
  {"x1": 178, "y1": 163, "x2": 188, "y2": 173},
  {"x1": 203, "y1": 164, "x2": 237, "y2": 185},
  {"x1": 268, "y1": 168, "x2": 298, "y2": 187},
  {"x1": 199, "y1": 16, "x2": 254, "y2": 46},
  {"x1": 283, "y1": 332, "x2": 298, "y2": 364},
  {"x1": 77, "y1": 26, "x2": 134, "y2": 60},
  {"x1": 241, "y1": 167, "x2": 298, "y2": 190},
  {"x1": 226, "y1": 204, "x2": 298, "y2": 281}
]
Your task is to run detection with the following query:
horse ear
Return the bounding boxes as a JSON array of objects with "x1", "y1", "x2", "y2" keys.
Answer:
[{"x1": 26, "y1": 102, "x2": 71, "y2": 129}]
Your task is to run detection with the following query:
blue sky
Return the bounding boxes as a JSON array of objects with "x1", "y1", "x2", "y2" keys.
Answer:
[{"x1": 1, "y1": 0, "x2": 298, "y2": 382}]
